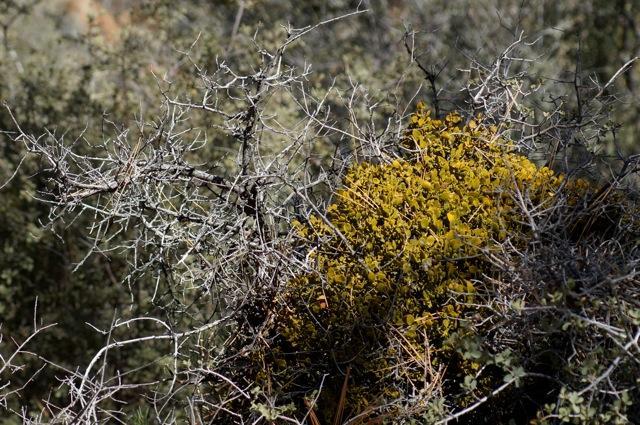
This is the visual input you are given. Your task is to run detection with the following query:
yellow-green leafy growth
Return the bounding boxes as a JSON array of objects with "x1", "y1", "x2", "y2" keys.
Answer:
[{"x1": 276, "y1": 104, "x2": 563, "y2": 411}]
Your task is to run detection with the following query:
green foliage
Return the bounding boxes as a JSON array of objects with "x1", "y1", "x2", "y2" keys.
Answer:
[{"x1": 267, "y1": 104, "x2": 564, "y2": 418}]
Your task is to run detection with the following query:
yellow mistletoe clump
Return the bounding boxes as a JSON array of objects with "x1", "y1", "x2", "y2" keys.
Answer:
[{"x1": 275, "y1": 104, "x2": 563, "y2": 411}]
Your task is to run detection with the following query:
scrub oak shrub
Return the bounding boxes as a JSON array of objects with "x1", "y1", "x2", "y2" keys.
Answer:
[
  {"x1": 269, "y1": 103, "x2": 565, "y2": 418},
  {"x1": 499, "y1": 184, "x2": 640, "y2": 424}
]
